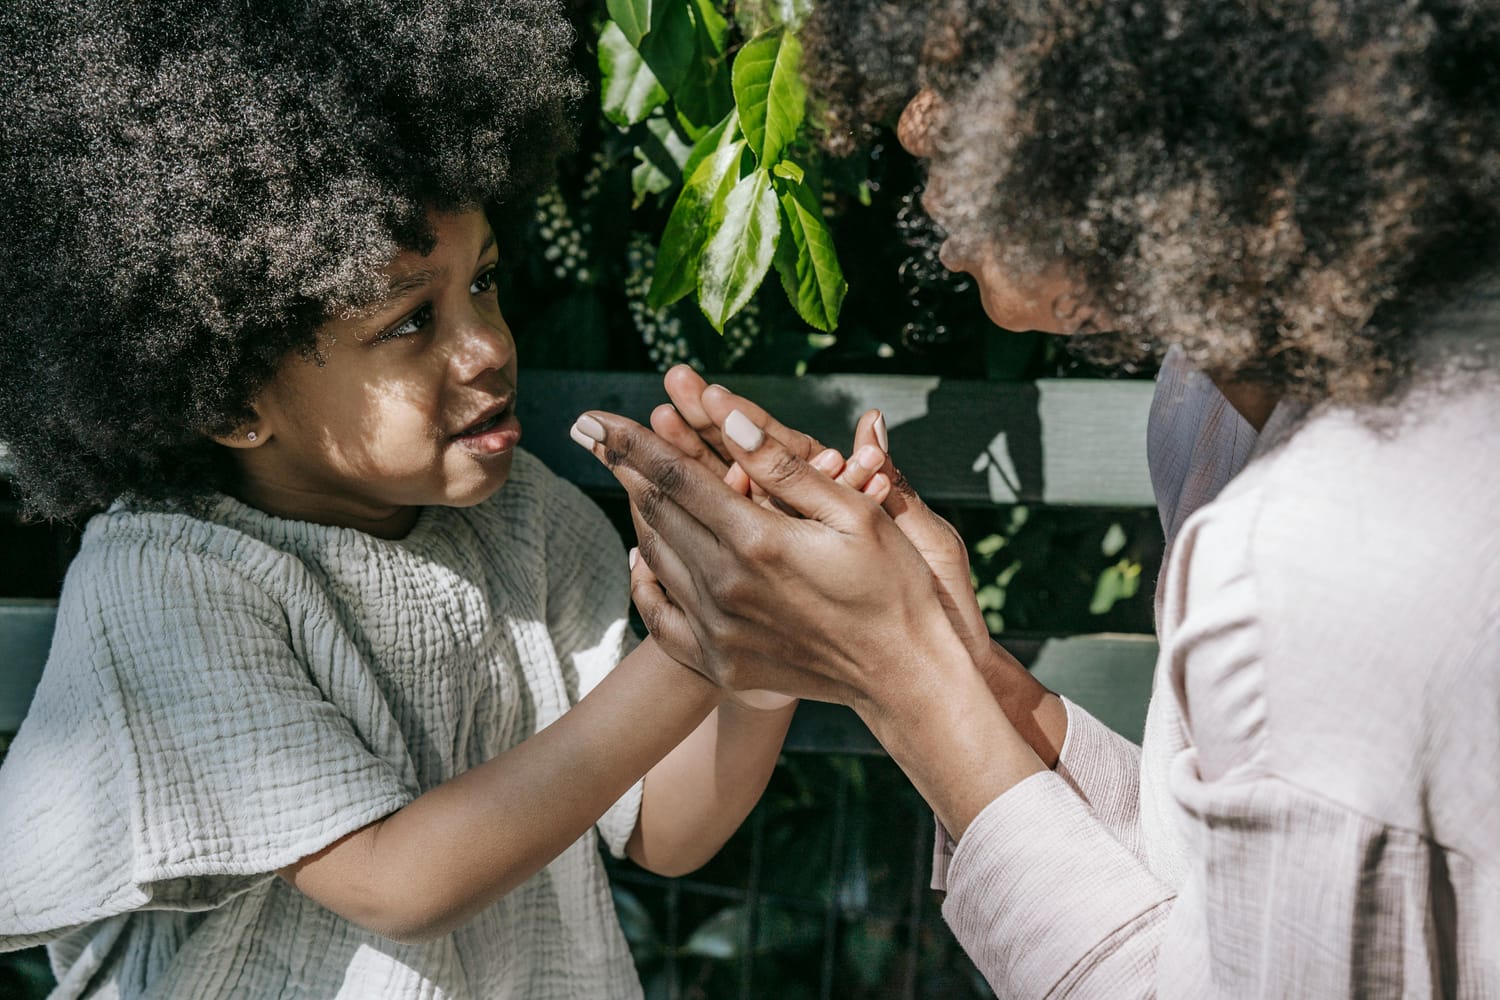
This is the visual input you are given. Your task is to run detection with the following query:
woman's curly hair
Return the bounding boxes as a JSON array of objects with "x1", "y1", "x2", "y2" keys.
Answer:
[
  {"x1": 0, "y1": 0, "x2": 581, "y2": 520},
  {"x1": 804, "y1": 0, "x2": 1500, "y2": 398}
]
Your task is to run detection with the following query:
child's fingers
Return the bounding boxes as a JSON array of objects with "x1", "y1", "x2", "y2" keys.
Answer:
[
  {"x1": 723, "y1": 461, "x2": 752, "y2": 497},
  {"x1": 836, "y1": 444, "x2": 886, "y2": 493},
  {"x1": 851, "y1": 409, "x2": 886, "y2": 456},
  {"x1": 651, "y1": 403, "x2": 730, "y2": 480}
]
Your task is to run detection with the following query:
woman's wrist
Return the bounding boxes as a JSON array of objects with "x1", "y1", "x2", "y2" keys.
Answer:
[
  {"x1": 860, "y1": 647, "x2": 1046, "y2": 837},
  {"x1": 979, "y1": 640, "x2": 1068, "y2": 769}
]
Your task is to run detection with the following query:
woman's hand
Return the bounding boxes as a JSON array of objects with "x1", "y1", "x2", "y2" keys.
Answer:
[
  {"x1": 660, "y1": 369, "x2": 988, "y2": 664},
  {"x1": 570, "y1": 407, "x2": 974, "y2": 715},
  {"x1": 645, "y1": 370, "x2": 1067, "y2": 765},
  {"x1": 570, "y1": 405, "x2": 1044, "y2": 835}
]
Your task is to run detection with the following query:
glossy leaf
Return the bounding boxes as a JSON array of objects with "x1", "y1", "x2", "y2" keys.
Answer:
[
  {"x1": 632, "y1": 115, "x2": 693, "y2": 207},
  {"x1": 674, "y1": 0, "x2": 733, "y2": 135},
  {"x1": 638, "y1": 0, "x2": 696, "y2": 94},
  {"x1": 700, "y1": 168, "x2": 780, "y2": 331},
  {"x1": 773, "y1": 177, "x2": 846, "y2": 331},
  {"x1": 679, "y1": 108, "x2": 739, "y2": 188},
  {"x1": 690, "y1": 0, "x2": 728, "y2": 53},
  {"x1": 648, "y1": 139, "x2": 746, "y2": 309},
  {"x1": 599, "y1": 21, "x2": 666, "y2": 127},
  {"x1": 607, "y1": 0, "x2": 651, "y2": 47},
  {"x1": 732, "y1": 30, "x2": 806, "y2": 167},
  {"x1": 679, "y1": 905, "x2": 821, "y2": 959}
]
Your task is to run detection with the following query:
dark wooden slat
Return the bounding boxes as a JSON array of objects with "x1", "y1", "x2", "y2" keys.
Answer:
[
  {"x1": 516, "y1": 371, "x2": 1155, "y2": 507},
  {"x1": 783, "y1": 633, "x2": 1157, "y2": 753},
  {"x1": 0, "y1": 600, "x2": 55, "y2": 732}
]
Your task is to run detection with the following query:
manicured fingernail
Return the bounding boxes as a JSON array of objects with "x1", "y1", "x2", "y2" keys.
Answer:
[
  {"x1": 569, "y1": 424, "x2": 595, "y2": 450},
  {"x1": 855, "y1": 444, "x2": 884, "y2": 470},
  {"x1": 629, "y1": 547, "x2": 638, "y2": 570},
  {"x1": 873, "y1": 413, "x2": 889, "y2": 452},
  {"x1": 571, "y1": 414, "x2": 605, "y2": 444},
  {"x1": 724, "y1": 409, "x2": 763, "y2": 451}
]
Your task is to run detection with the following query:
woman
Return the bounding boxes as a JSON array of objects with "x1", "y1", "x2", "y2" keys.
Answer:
[{"x1": 571, "y1": 1, "x2": 1500, "y2": 995}]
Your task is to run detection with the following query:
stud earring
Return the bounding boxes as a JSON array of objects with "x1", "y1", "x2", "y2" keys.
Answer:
[{"x1": 246, "y1": 431, "x2": 258, "y2": 442}]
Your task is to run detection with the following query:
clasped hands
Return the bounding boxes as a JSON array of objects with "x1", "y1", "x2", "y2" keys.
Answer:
[{"x1": 569, "y1": 365, "x2": 1000, "y2": 730}]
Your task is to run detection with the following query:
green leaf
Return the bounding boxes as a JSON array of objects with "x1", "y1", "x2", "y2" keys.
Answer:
[
  {"x1": 638, "y1": 0, "x2": 696, "y2": 94},
  {"x1": 631, "y1": 115, "x2": 693, "y2": 207},
  {"x1": 1101, "y1": 522, "x2": 1127, "y2": 557},
  {"x1": 648, "y1": 139, "x2": 746, "y2": 309},
  {"x1": 732, "y1": 30, "x2": 807, "y2": 167},
  {"x1": 772, "y1": 176, "x2": 846, "y2": 331},
  {"x1": 674, "y1": 0, "x2": 733, "y2": 135},
  {"x1": 699, "y1": 168, "x2": 781, "y2": 331},
  {"x1": 679, "y1": 905, "x2": 821, "y2": 959},
  {"x1": 772, "y1": 159, "x2": 804, "y2": 184},
  {"x1": 599, "y1": 22, "x2": 667, "y2": 127},
  {"x1": 680, "y1": 108, "x2": 739, "y2": 183},
  {"x1": 690, "y1": 0, "x2": 728, "y2": 53},
  {"x1": 607, "y1": 0, "x2": 651, "y2": 48},
  {"x1": 1089, "y1": 559, "x2": 1142, "y2": 615},
  {"x1": 611, "y1": 886, "x2": 662, "y2": 961},
  {"x1": 681, "y1": 906, "x2": 745, "y2": 959}
]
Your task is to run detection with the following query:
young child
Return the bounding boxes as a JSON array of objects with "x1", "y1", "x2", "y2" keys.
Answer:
[{"x1": 0, "y1": 2, "x2": 884, "y2": 997}]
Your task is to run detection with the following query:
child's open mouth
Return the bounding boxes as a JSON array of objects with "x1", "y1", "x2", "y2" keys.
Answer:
[{"x1": 454, "y1": 397, "x2": 522, "y2": 455}]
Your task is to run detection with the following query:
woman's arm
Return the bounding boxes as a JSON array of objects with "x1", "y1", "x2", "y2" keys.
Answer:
[{"x1": 280, "y1": 638, "x2": 719, "y2": 943}]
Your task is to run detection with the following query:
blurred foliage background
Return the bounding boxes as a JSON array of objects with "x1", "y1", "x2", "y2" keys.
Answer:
[{"x1": 0, "y1": 1, "x2": 1163, "y2": 996}]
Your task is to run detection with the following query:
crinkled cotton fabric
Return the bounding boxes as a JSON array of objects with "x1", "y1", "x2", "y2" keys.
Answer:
[
  {"x1": 0, "y1": 448, "x2": 645, "y2": 999},
  {"x1": 940, "y1": 296, "x2": 1500, "y2": 997}
]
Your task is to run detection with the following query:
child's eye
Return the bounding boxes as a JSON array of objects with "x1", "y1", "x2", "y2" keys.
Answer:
[
  {"x1": 375, "y1": 304, "x2": 432, "y2": 343},
  {"x1": 470, "y1": 267, "x2": 498, "y2": 296}
]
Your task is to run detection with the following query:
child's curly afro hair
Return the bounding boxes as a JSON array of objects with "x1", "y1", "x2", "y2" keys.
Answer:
[
  {"x1": 0, "y1": 0, "x2": 582, "y2": 520},
  {"x1": 803, "y1": 0, "x2": 1500, "y2": 401}
]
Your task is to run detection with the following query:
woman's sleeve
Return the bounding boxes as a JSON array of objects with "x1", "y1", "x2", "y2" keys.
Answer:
[
  {"x1": 0, "y1": 537, "x2": 415, "y2": 948},
  {"x1": 541, "y1": 468, "x2": 645, "y2": 858},
  {"x1": 939, "y1": 485, "x2": 1453, "y2": 997},
  {"x1": 931, "y1": 699, "x2": 1144, "y2": 890}
]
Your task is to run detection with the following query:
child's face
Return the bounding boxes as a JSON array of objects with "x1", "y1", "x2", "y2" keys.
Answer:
[{"x1": 228, "y1": 209, "x2": 521, "y2": 538}]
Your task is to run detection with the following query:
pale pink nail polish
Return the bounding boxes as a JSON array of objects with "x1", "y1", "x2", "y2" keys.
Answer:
[
  {"x1": 873, "y1": 413, "x2": 889, "y2": 452},
  {"x1": 724, "y1": 410, "x2": 764, "y2": 451},
  {"x1": 572, "y1": 414, "x2": 605, "y2": 443},
  {"x1": 628, "y1": 547, "x2": 638, "y2": 570}
]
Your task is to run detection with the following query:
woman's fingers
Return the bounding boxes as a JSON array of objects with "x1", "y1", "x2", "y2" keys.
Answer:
[
  {"x1": 627, "y1": 546, "x2": 701, "y2": 667},
  {"x1": 571, "y1": 411, "x2": 744, "y2": 548},
  {"x1": 713, "y1": 409, "x2": 874, "y2": 531},
  {"x1": 664, "y1": 365, "x2": 826, "y2": 464}
]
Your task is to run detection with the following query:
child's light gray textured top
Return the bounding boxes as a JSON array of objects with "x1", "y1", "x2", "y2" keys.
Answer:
[
  {"x1": 0, "y1": 449, "x2": 644, "y2": 999},
  {"x1": 940, "y1": 307, "x2": 1500, "y2": 996}
]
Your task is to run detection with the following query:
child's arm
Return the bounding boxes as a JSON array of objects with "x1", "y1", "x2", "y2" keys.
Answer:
[
  {"x1": 279, "y1": 638, "x2": 719, "y2": 943},
  {"x1": 624, "y1": 677, "x2": 797, "y2": 876}
]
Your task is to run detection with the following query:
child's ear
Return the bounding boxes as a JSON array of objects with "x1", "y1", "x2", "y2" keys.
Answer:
[{"x1": 210, "y1": 418, "x2": 269, "y2": 450}]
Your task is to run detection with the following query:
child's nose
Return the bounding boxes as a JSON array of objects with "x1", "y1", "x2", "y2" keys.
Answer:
[{"x1": 453, "y1": 318, "x2": 515, "y2": 382}]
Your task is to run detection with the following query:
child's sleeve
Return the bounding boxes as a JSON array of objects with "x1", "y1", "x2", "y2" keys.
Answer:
[
  {"x1": 541, "y1": 470, "x2": 645, "y2": 858},
  {"x1": 0, "y1": 536, "x2": 416, "y2": 948}
]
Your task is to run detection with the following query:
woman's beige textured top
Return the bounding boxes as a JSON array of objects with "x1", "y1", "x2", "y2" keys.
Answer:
[{"x1": 939, "y1": 295, "x2": 1500, "y2": 997}]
